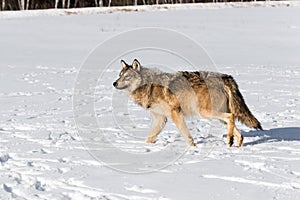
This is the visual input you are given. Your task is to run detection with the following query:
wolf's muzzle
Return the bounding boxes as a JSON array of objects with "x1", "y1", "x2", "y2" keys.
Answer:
[{"x1": 113, "y1": 81, "x2": 118, "y2": 87}]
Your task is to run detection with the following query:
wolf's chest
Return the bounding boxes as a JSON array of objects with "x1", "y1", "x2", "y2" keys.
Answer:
[
  {"x1": 130, "y1": 84, "x2": 159, "y2": 109},
  {"x1": 130, "y1": 84, "x2": 181, "y2": 115}
]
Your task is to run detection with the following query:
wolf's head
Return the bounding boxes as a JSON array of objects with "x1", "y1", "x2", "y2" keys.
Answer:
[{"x1": 113, "y1": 59, "x2": 142, "y2": 93}]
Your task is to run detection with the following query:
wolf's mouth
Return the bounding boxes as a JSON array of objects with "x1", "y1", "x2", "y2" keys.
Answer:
[
  {"x1": 116, "y1": 85, "x2": 128, "y2": 90},
  {"x1": 113, "y1": 81, "x2": 128, "y2": 90}
]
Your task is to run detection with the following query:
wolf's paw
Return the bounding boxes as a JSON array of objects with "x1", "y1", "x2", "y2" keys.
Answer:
[
  {"x1": 189, "y1": 141, "x2": 196, "y2": 147},
  {"x1": 236, "y1": 135, "x2": 244, "y2": 147},
  {"x1": 145, "y1": 137, "x2": 155, "y2": 143},
  {"x1": 227, "y1": 136, "x2": 234, "y2": 147}
]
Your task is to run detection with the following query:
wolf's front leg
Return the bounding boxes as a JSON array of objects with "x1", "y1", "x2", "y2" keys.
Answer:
[
  {"x1": 170, "y1": 110, "x2": 196, "y2": 147},
  {"x1": 146, "y1": 112, "x2": 167, "y2": 143}
]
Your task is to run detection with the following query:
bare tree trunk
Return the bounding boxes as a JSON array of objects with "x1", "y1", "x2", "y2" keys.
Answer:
[
  {"x1": 99, "y1": 0, "x2": 103, "y2": 7},
  {"x1": 74, "y1": 0, "x2": 78, "y2": 8},
  {"x1": 2, "y1": 0, "x2": 5, "y2": 11},
  {"x1": 67, "y1": 0, "x2": 70, "y2": 8},
  {"x1": 26, "y1": 0, "x2": 30, "y2": 10},
  {"x1": 55, "y1": 0, "x2": 58, "y2": 9},
  {"x1": 18, "y1": 0, "x2": 25, "y2": 10},
  {"x1": 62, "y1": 0, "x2": 65, "y2": 8},
  {"x1": 108, "y1": 0, "x2": 112, "y2": 7},
  {"x1": 134, "y1": 0, "x2": 137, "y2": 6}
]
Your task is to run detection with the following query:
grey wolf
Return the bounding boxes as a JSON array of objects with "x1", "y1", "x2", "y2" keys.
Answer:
[{"x1": 113, "y1": 59, "x2": 262, "y2": 147}]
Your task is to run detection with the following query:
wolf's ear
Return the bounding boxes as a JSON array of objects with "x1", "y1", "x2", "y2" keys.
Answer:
[
  {"x1": 132, "y1": 59, "x2": 141, "y2": 71},
  {"x1": 120, "y1": 60, "x2": 128, "y2": 69}
]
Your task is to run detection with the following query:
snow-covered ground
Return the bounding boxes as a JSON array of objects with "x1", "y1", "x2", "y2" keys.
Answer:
[{"x1": 1, "y1": 2, "x2": 300, "y2": 199}]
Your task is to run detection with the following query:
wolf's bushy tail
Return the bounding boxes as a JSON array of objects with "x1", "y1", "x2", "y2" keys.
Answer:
[{"x1": 222, "y1": 75, "x2": 262, "y2": 130}]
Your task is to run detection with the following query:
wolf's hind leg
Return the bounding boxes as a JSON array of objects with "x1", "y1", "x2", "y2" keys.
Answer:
[
  {"x1": 170, "y1": 110, "x2": 196, "y2": 147},
  {"x1": 233, "y1": 127, "x2": 243, "y2": 147},
  {"x1": 220, "y1": 120, "x2": 243, "y2": 147},
  {"x1": 146, "y1": 112, "x2": 167, "y2": 143},
  {"x1": 212, "y1": 113, "x2": 235, "y2": 147}
]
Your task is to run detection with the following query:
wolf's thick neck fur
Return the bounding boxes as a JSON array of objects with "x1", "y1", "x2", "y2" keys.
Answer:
[{"x1": 139, "y1": 67, "x2": 174, "y2": 87}]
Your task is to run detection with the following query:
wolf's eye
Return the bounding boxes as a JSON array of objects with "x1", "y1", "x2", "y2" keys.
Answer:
[{"x1": 124, "y1": 75, "x2": 132, "y2": 81}]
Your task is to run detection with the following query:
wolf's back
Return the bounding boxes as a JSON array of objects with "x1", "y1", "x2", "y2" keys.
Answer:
[{"x1": 222, "y1": 75, "x2": 262, "y2": 130}]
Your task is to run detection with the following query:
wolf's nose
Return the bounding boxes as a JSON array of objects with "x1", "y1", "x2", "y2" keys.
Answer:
[{"x1": 113, "y1": 82, "x2": 118, "y2": 87}]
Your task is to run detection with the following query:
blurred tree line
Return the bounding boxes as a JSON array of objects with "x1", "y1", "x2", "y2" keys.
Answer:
[{"x1": 0, "y1": 0, "x2": 266, "y2": 10}]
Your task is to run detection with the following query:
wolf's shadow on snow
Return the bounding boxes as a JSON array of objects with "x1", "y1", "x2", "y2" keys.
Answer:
[{"x1": 241, "y1": 127, "x2": 300, "y2": 146}]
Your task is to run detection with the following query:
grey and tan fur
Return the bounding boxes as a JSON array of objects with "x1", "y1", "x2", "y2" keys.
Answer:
[{"x1": 113, "y1": 59, "x2": 262, "y2": 147}]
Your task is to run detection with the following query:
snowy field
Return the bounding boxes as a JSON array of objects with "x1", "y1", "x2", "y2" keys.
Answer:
[{"x1": 1, "y1": 2, "x2": 300, "y2": 199}]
